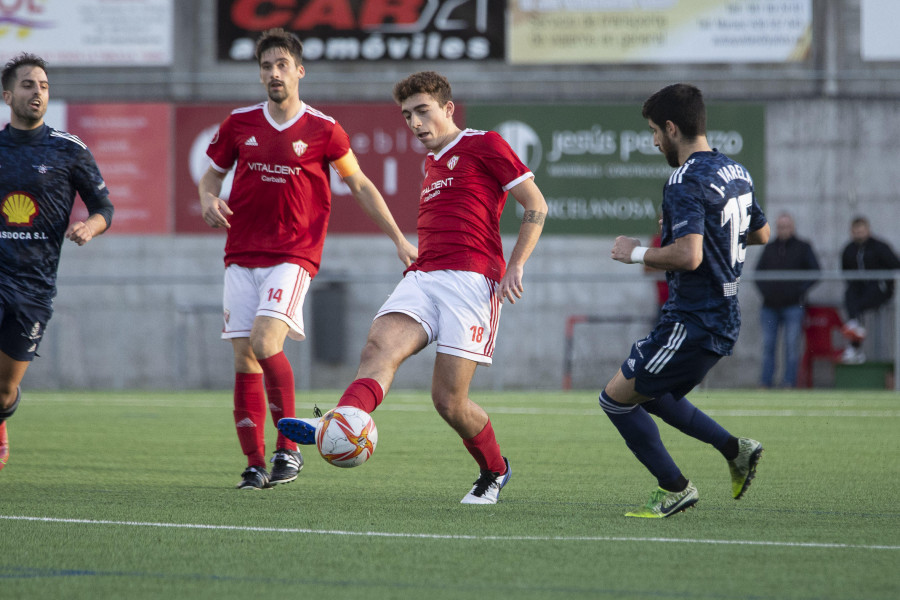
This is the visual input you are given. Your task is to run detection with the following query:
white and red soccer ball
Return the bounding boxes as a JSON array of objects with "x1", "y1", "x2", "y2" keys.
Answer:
[{"x1": 315, "y1": 406, "x2": 378, "y2": 468}]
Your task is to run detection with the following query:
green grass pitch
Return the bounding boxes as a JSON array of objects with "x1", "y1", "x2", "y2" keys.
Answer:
[{"x1": 1, "y1": 389, "x2": 898, "y2": 599}]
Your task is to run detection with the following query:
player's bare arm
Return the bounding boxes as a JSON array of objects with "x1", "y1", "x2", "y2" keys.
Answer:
[
  {"x1": 65, "y1": 213, "x2": 109, "y2": 246},
  {"x1": 747, "y1": 223, "x2": 771, "y2": 246},
  {"x1": 198, "y1": 167, "x2": 232, "y2": 229},
  {"x1": 343, "y1": 170, "x2": 418, "y2": 267},
  {"x1": 499, "y1": 178, "x2": 548, "y2": 304},
  {"x1": 612, "y1": 233, "x2": 703, "y2": 271}
]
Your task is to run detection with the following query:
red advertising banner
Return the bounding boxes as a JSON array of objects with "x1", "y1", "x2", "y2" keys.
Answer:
[
  {"x1": 174, "y1": 102, "x2": 465, "y2": 234},
  {"x1": 68, "y1": 104, "x2": 173, "y2": 234},
  {"x1": 173, "y1": 104, "x2": 237, "y2": 234}
]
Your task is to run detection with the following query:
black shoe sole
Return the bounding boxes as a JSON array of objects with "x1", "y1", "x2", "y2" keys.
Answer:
[
  {"x1": 268, "y1": 474, "x2": 299, "y2": 486},
  {"x1": 734, "y1": 447, "x2": 763, "y2": 500}
]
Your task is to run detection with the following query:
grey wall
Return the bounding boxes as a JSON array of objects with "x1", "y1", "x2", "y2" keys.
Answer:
[{"x1": 17, "y1": 1, "x2": 900, "y2": 391}]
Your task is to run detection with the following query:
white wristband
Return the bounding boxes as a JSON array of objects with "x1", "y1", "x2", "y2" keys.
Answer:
[{"x1": 630, "y1": 246, "x2": 649, "y2": 264}]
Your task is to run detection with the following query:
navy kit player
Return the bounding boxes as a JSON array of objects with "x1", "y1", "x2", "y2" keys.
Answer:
[
  {"x1": 0, "y1": 53, "x2": 114, "y2": 471},
  {"x1": 603, "y1": 84, "x2": 770, "y2": 517}
]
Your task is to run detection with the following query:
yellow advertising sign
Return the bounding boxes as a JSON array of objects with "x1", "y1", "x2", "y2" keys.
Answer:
[{"x1": 509, "y1": 0, "x2": 812, "y2": 64}]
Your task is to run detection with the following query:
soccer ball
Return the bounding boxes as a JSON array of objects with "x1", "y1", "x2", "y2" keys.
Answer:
[{"x1": 315, "y1": 406, "x2": 378, "y2": 468}]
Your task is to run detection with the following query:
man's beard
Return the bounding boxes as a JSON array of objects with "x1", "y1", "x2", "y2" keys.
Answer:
[
  {"x1": 267, "y1": 86, "x2": 288, "y2": 103},
  {"x1": 663, "y1": 146, "x2": 680, "y2": 168},
  {"x1": 13, "y1": 100, "x2": 45, "y2": 127},
  {"x1": 659, "y1": 135, "x2": 680, "y2": 167}
]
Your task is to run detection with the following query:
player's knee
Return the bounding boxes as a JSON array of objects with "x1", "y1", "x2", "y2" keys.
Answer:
[
  {"x1": 599, "y1": 390, "x2": 637, "y2": 415},
  {"x1": 0, "y1": 382, "x2": 18, "y2": 408},
  {"x1": 431, "y1": 391, "x2": 465, "y2": 422},
  {"x1": 358, "y1": 338, "x2": 404, "y2": 372},
  {"x1": 0, "y1": 387, "x2": 20, "y2": 415}
]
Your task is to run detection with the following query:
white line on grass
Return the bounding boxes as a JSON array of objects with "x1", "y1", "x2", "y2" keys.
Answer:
[
  {"x1": 28, "y1": 399, "x2": 900, "y2": 419},
  {"x1": 28, "y1": 396, "x2": 900, "y2": 417},
  {"x1": 2, "y1": 515, "x2": 897, "y2": 551}
]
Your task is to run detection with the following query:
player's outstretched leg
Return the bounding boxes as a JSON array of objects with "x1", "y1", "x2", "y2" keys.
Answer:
[
  {"x1": 280, "y1": 378, "x2": 384, "y2": 445},
  {"x1": 728, "y1": 438, "x2": 763, "y2": 499},
  {"x1": 0, "y1": 421, "x2": 9, "y2": 471},
  {"x1": 461, "y1": 456, "x2": 511, "y2": 504},
  {"x1": 268, "y1": 448, "x2": 303, "y2": 485},
  {"x1": 625, "y1": 482, "x2": 699, "y2": 518}
]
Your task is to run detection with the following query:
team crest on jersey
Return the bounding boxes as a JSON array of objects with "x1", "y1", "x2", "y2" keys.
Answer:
[
  {"x1": 1, "y1": 192, "x2": 39, "y2": 226},
  {"x1": 447, "y1": 155, "x2": 459, "y2": 170},
  {"x1": 292, "y1": 140, "x2": 308, "y2": 157}
]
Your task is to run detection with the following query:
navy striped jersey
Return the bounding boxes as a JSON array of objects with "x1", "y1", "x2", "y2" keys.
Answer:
[
  {"x1": 658, "y1": 150, "x2": 767, "y2": 355},
  {"x1": 0, "y1": 124, "x2": 113, "y2": 297}
]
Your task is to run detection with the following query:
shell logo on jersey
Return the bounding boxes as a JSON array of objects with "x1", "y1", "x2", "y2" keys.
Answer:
[
  {"x1": 2, "y1": 192, "x2": 39, "y2": 226},
  {"x1": 447, "y1": 155, "x2": 459, "y2": 170},
  {"x1": 292, "y1": 140, "x2": 308, "y2": 157}
]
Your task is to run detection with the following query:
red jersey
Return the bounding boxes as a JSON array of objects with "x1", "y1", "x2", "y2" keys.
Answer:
[
  {"x1": 408, "y1": 129, "x2": 533, "y2": 282},
  {"x1": 206, "y1": 102, "x2": 354, "y2": 276}
]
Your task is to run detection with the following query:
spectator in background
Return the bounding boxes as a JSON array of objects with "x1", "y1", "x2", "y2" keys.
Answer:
[
  {"x1": 754, "y1": 213, "x2": 820, "y2": 388},
  {"x1": 840, "y1": 216, "x2": 900, "y2": 364}
]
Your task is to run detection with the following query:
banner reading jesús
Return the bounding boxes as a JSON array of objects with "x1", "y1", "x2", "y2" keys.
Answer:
[
  {"x1": 466, "y1": 103, "x2": 765, "y2": 236},
  {"x1": 216, "y1": 0, "x2": 504, "y2": 62}
]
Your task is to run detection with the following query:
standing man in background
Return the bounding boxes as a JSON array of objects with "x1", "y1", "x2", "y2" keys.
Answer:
[
  {"x1": 754, "y1": 213, "x2": 820, "y2": 388},
  {"x1": 0, "y1": 53, "x2": 114, "y2": 471},
  {"x1": 604, "y1": 83, "x2": 769, "y2": 518},
  {"x1": 839, "y1": 216, "x2": 900, "y2": 364},
  {"x1": 199, "y1": 29, "x2": 417, "y2": 490},
  {"x1": 279, "y1": 71, "x2": 548, "y2": 505}
]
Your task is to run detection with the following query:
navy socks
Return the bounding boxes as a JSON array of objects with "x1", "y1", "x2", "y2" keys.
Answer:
[
  {"x1": 643, "y1": 393, "x2": 737, "y2": 459},
  {"x1": 599, "y1": 391, "x2": 684, "y2": 491}
]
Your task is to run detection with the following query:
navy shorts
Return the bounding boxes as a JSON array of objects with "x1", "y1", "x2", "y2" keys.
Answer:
[
  {"x1": 0, "y1": 282, "x2": 53, "y2": 362},
  {"x1": 620, "y1": 320, "x2": 723, "y2": 400}
]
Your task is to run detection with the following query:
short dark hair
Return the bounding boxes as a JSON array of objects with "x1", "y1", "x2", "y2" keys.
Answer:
[
  {"x1": 255, "y1": 28, "x2": 303, "y2": 65},
  {"x1": 392, "y1": 71, "x2": 452, "y2": 106},
  {"x1": 2, "y1": 52, "x2": 48, "y2": 92},
  {"x1": 641, "y1": 83, "x2": 706, "y2": 138},
  {"x1": 851, "y1": 216, "x2": 869, "y2": 228}
]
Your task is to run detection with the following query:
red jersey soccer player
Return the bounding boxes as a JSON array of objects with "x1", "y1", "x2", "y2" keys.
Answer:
[
  {"x1": 279, "y1": 71, "x2": 548, "y2": 504},
  {"x1": 199, "y1": 29, "x2": 416, "y2": 490}
]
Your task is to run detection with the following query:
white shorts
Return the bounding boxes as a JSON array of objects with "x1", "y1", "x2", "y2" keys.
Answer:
[
  {"x1": 376, "y1": 270, "x2": 502, "y2": 365},
  {"x1": 222, "y1": 263, "x2": 311, "y2": 341}
]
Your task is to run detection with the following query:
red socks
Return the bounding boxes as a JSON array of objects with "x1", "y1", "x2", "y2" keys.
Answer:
[
  {"x1": 336, "y1": 378, "x2": 384, "y2": 413},
  {"x1": 233, "y1": 351, "x2": 298, "y2": 467},
  {"x1": 333, "y1": 378, "x2": 506, "y2": 476},
  {"x1": 463, "y1": 420, "x2": 506, "y2": 475},
  {"x1": 258, "y1": 352, "x2": 297, "y2": 452},
  {"x1": 233, "y1": 372, "x2": 266, "y2": 468}
]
